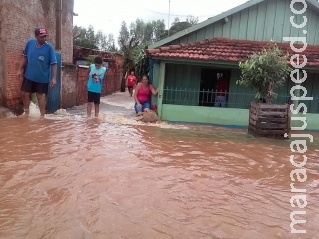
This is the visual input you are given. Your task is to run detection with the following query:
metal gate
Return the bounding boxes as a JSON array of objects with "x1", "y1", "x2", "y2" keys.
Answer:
[{"x1": 46, "y1": 52, "x2": 61, "y2": 113}]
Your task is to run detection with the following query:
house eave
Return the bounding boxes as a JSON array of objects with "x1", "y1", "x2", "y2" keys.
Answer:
[
  {"x1": 149, "y1": 56, "x2": 319, "y2": 72},
  {"x1": 150, "y1": 57, "x2": 239, "y2": 68}
]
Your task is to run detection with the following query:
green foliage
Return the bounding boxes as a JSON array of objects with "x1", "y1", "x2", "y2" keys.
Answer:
[
  {"x1": 237, "y1": 42, "x2": 291, "y2": 103},
  {"x1": 86, "y1": 55, "x2": 99, "y2": 65},
  {"x1": 117, "y1": 16, "x2": 198, "y2": 74},
  {"x1": 73, "y1": 25, "x2": 119, "y2": 52},
  {"x1": 160, "y1": 16, "x2": 198, "y2": 38}
]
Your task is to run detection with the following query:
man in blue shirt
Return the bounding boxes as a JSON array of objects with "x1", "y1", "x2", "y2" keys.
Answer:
[
  {"x1": 17, "y1": 27, "x2": 57, "y2": 118},
  {"x1": 87, "y1": 56, "x2": 107, "y2": 118}
]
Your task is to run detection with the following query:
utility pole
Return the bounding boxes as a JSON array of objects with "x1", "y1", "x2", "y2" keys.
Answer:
[{"x1": 168, "y1": 0, "x2": 171, "y2": 37}]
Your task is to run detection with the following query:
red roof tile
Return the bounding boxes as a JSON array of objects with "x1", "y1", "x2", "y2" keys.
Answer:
[{"x1": 146, "y1": 38, "x2": 319, "y2": 67}]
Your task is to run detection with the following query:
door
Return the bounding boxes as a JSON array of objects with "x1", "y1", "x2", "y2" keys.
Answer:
[{"x1": 46, "y1": 52, "x2": 61, "y2": 113}]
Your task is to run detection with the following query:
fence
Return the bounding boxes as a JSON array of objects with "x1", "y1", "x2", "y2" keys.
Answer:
[{"x1": 163, "y1": 87, "x2": 319, "y2": 114}]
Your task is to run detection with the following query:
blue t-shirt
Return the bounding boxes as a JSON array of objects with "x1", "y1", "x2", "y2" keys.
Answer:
[
  {"x1": 23, "y1": 38, "x2": 57, "y2": 83},
  {"x1": 87, "y1": 64, "x2": 107, "y2": 93}
]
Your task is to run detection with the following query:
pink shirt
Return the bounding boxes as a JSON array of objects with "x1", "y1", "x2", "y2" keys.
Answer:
[{"x1": 137, "y1": 85, "x2": 151, "y2": 102}]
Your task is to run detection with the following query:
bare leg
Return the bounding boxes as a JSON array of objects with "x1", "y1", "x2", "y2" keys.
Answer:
[
  {"x1": 87, "y1": 102, "x2": 92, "y2": 118},
  {"x1": 94, "y1": 104, "x2": 99, "y2": 117},
  {"x1": 128, "y1": 88, "x2": 133, "y2": 97},
  {"x1": 21, "y1": 91, "x2": 31, "y2": 115},
  {"x1": 36, "y1": 93, "x2": 46, "y2": 118}
]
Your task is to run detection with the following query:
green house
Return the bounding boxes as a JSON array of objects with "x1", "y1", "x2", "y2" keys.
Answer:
[{"x1": 146, "y1": 0, "x2": 319, "y2": 130}]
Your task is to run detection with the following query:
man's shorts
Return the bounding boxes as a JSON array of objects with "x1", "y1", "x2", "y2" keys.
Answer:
[
  {"x1": 21, "y1": 78, "x2": 49, "y2": 94},
  {"x1": 88, "y1": 91, "x2": 101, "y2": 104}
]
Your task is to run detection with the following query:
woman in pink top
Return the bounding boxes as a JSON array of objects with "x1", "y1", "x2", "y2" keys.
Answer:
[{"x1": 133, "y1": 75, "x2": 158, "y2": 115}]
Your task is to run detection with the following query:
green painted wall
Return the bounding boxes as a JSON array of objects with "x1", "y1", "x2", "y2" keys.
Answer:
[
  {"x1": 170, "y1": 0, "x2": 319, "y2": 45},
  {"x1": 161, "y1": 104, "x2": 319, "y2": 131},
  {"x1": 162, "y1": 104, "x2": 249, "y2": 126},
  {"x1": 163, "y1": 63, "x2": 201, "y2": 106},
  {"x1": 161, "y1": 64, "x2": 319, "y2": 113}
]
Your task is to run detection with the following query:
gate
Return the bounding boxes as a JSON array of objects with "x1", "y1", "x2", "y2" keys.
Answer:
[{"x1": 46, "y1": 52, "x2": 62, "y2": 113}]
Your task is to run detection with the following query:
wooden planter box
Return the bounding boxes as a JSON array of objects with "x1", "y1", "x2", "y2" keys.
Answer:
[{"x1": 248, "y1": 102, "x2": 290, "y2": 139}]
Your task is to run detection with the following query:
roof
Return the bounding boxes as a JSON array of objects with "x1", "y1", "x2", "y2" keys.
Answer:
[
  {"x1": 148, "y1": 0, "x2": 319, "y2": 49},
  {"x1": 146, "y1": 38, "x2": 319, "y2": 67}
]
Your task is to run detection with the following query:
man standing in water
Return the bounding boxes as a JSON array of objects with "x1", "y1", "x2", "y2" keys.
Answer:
[
  {"x1": 17, "y1": 27, "x2": 57, "y2": 118},
  {"x1": 87, "y1": 56, "x2": 107, "y2": 118}
]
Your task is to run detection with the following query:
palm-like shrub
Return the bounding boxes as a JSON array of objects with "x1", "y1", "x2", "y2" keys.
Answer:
[{"x1": 237, "y1": 42, "x2": 291, "y2": 103}]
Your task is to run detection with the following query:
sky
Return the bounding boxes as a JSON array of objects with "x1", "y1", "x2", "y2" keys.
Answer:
[{"x1": 73, "y1": 0, "x2": 248, "y2": 42}]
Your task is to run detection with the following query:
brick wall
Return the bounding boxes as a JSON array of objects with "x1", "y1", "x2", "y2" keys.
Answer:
[
  {"x1": 0, "y1": 0, "x2": 74, "y2": 108},
  {"x1": 77, "y1": 66, "x2": 89, "y2": 106},
  {"x1": 76, "y1": 66, "x2": 123, "y2": 107},
  {"x1": 61, "y1": 64, "x2": 77, "y2": 108}
]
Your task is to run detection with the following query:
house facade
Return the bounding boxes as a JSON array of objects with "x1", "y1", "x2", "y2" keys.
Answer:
[
  {"x1": 0, "y1": 0, "x2": 74, "y2": 108},
  {"x1": 147, "y1": 0, "x2": 319, "y2": 130}
]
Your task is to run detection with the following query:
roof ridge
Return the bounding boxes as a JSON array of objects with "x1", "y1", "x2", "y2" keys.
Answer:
[{"x1": 146, "y1": 37, "x2": 319, "y2": 67}]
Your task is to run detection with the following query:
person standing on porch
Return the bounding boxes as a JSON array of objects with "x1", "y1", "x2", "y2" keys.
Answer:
[
  {"x1": 126, "y1": 71, "x2": 137, "y2": 97},
  {"x1": 17, "y1": 27, "x2": 57, "y2": 118},
  {"x1": 214, "y1": 74, "x2": 229, "y2": 107},
  {"x1": 86, "y1": 56, "x2": 107, "y2": 118}
]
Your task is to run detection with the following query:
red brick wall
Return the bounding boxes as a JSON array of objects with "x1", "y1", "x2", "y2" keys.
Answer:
[
  {"x1": 76, "y1": 66, "x2": 124, "y2": 106},
  {"x1": 77, "y1": 67, "x2": 89, "y2": 106},
  {"x1": 0, "y1": 0, "x2": 74, "y2": 108}
]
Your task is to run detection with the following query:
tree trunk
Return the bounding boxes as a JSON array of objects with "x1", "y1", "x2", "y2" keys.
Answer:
[{"x1": 266, "y1": 83, "x2": 273, "y2": 104}]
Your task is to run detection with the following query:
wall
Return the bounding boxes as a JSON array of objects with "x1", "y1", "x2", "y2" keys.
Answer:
[
  {"x1": 161, "y1": 104, "x2": 319, "y2": 131},
  {"x1": 76, "y1": 66, "x2": 89, "y2": 106},
  {"x1": 0, "y1": 0, "x2": 74, "y2": 108},
  {"x1": 170, "y1": 0, "x2": 319, "y2": 45},
  {"x1": 164, "y1": 63, "x2": 200, "y2": 105},
  {"x1": 61, "y1": 64, "x2": 77, "y2": 108},
  {"x1": 0, "y1": 0, "x2": 4, "y2": 106}
]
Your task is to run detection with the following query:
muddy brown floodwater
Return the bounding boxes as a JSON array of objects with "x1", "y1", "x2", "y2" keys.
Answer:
[{"x1": 0, "y1": 93, "x2": 319, "y2": 239}]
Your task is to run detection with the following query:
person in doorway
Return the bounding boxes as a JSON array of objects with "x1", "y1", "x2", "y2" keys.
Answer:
[
  {"x1": 17, "y1": 27, "x2": 57, "y2": 118},
  {"x1": 214, "y1": 74, "x2": 229, "y2": 107},
  {"x1": 87, "y1": 56, "x2": 107, "y2": 118},
  {"x1": 133, "y1": 75, "x2": 158, "y2": 115},
  {"x1": 126, "y1": 71, "x2": 137, "y2": 97}
]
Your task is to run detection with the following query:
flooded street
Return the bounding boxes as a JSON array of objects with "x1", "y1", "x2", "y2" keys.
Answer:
[{"x1": 0, "y1": 92, "x2": 319, "y2": 239}]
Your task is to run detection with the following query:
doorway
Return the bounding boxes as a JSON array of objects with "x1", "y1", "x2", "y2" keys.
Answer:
[{"x1": 199, "y1": 68, "x2": 231, "y2": 106}]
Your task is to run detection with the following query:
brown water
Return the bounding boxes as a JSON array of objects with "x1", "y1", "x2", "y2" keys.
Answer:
[{"x1": 1, "y1": 93, "x2": 319, "y2": 239}]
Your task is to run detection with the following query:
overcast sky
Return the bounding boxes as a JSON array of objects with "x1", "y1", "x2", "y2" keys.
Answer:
[{"x1": 73, "y1": 0, "x2": 248, "y2": 41}]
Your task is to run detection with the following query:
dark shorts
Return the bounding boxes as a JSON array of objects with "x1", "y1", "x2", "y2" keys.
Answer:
[
  {"x1": 21, "y1": 78, "x2": 48, "y2": 94},
  {"x1": 128, "y1": 86, "x2": 133, "y2": 91},
  {"x1": 88, "y1": 91, "x2": 101, "y2": 104}
]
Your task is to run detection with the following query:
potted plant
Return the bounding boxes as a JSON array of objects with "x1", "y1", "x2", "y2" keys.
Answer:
[{"x1": 237, "y1": 42, "x2": 291, "y2": 138}]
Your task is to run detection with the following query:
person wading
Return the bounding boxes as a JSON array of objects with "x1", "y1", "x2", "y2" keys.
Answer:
[{"x1": 17, "y1": 27, "x2": 57, "y2": 118}]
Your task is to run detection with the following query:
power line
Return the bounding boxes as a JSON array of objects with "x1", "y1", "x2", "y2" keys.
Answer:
[{"x1": 141, "y1": 8, "x2": 213, "y2": 18}]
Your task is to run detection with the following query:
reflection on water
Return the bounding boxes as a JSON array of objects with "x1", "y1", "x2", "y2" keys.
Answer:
[{"x1": 0, "y1": 93, "x2": 319, "y2": 239}]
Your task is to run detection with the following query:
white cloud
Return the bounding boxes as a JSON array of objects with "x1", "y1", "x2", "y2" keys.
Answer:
[{"x1": 73, "y1": 0, "x2": 248, "y2": 43}]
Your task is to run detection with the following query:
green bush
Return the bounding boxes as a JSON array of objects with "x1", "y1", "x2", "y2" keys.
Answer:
[{"x1": 237, "y1": 42, "x2": 291, "y2": 103}]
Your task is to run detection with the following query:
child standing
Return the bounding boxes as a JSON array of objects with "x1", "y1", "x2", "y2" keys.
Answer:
[{"x1": 87, "y1": 56, "x2": 107, "y2": 118}]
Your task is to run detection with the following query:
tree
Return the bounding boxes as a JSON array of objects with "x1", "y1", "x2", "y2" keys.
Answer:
[
  {"x1": 236, "y1": 42, "x2": 291, "y2": 104},
  {"x1": 160, "y1": 15, "x2": 198, "y2": 39},
  {"x1": 73, "y1": 25, "x2": 118, "y2": 52},
  {"x1": 186, "y1": 15, "x2": 199, "y2": 25},
  {"x1": 118, "y1": 21, "x2": 139, "y2": 71},
  {"x1": 153, "y1": 20, "x2": 166, "y2": 42},
  {"x1": 106, "y1": 34, "x2": 118, "y2": 52}
]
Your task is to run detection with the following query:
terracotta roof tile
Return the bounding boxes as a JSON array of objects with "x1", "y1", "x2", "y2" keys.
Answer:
[{"x1": 146, "y1": 38, "x2": 319, "y2": 67}]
